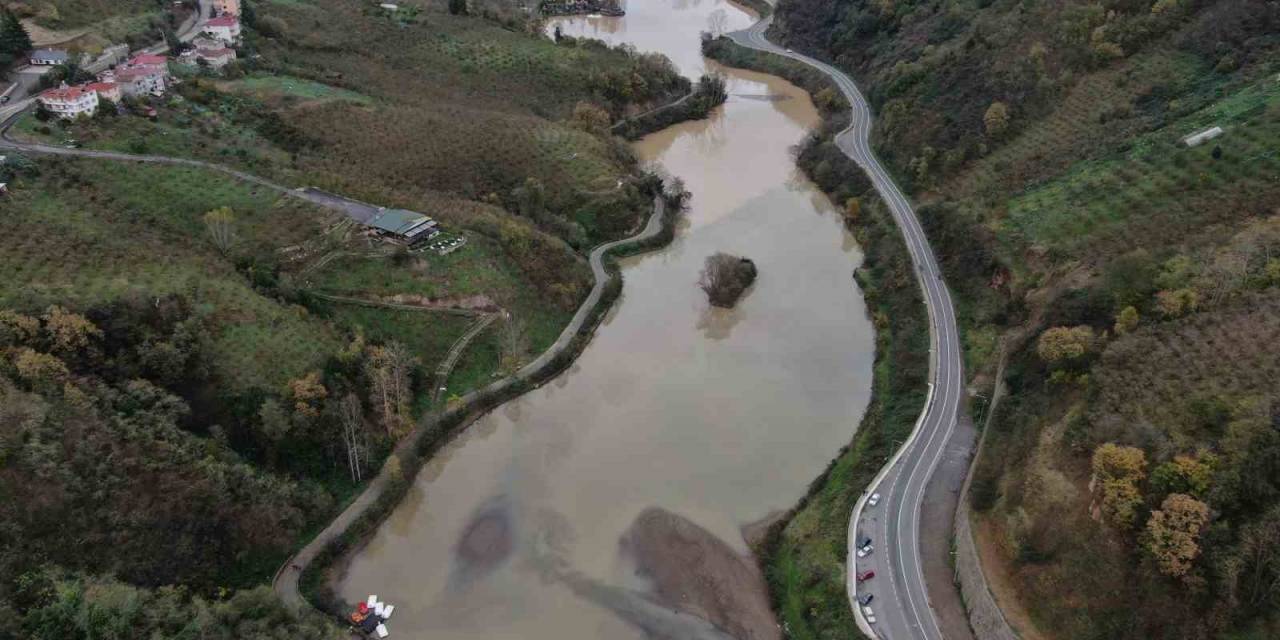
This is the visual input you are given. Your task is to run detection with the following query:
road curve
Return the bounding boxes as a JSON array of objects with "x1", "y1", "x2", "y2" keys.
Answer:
[{"x1": 729, "y1": 14, "x2": 965, "y2": 640}]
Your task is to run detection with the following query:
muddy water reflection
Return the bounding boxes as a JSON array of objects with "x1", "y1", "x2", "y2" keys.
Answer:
[{"x1": 335, "y1": 2, "x2": 875, "y2": 638}]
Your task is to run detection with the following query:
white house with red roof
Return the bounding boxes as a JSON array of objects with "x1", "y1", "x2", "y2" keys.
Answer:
[
  {"x1": 202, "y1": 15, "x2": 242, "y2": 43},
  {"x1": 85, "y1": 82, "x2": 122, "y2": 103},
  {"x1": 37, "y1": 84, "x2": 99, "y2": 119}
]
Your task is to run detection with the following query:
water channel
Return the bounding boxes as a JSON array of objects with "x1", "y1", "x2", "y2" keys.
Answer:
[{"x1": 335, "y1": 1, "x2": 875, "y2": 637}]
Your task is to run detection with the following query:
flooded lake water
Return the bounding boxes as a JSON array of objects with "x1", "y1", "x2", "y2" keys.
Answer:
[{"x1": 334, "y1": 1, "x2": 875, "y2": 637}]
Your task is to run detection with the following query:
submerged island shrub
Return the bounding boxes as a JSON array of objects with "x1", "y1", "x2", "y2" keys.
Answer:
[{"x1": 699, "y1": 252, "x2": 757, "y2": 308}]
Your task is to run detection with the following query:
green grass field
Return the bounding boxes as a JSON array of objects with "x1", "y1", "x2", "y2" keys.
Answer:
[
  {"x1": 216, "y1": 74, "x2": 375, "y2": 105},
  {"x1": 1002, "y1": 74, "x2": 1280, "y2": 262},
  {"x1": 0, "y1": 158, "x2": 341, "y2": 391},
  {"x1": 27, "y1": 0, "x2": 159, "y2": 30},
  {"x1": 13, "y1": 105, "x2": 296, "y2": 178}
]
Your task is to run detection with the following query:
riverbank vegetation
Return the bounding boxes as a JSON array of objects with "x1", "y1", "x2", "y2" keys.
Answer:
[
  {"x1": 768, "y1": 0, "x2": 1280, "y2": 637},
  {"x1": 613, "y1": 72, "x2": 728, "y2": 140},
  {"x1": 704, "y1": 35, "x2": 928, "y2": 639},
  {"x1": 765, "y1": 192, "x2": 928, "y2": 640}
]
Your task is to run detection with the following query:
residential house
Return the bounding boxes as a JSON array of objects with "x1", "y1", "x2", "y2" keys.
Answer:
[
  {"x1": 214, "y1": 0, "x2": 240, "y2": 16},
  {"x1": 202, "y1": 15, "x2": 242, "y2": 43},
  {"x1": 30, "y1": 49, "x2": 69, "y2": 66},
  {"x1": 125, "y1": 54, "x2": 172, "y2": 79},
  {"x1": 178, "y1": 46, "x2": 237, "y2": 69},
  {"x1": 114, "y1": 66, "x2": 167, "y2": 98},
  {"x1": 85, "y1": 82, "x2": 122, "y2": 103},
  {"x1": 37, "y1": 84, "x2": 99, "y2": 119},
  {"x1": 190, "y1": 36, "x2": 224, "y2": 51}
]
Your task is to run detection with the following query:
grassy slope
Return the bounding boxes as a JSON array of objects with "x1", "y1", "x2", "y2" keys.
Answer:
[
  {"x1": 26, "y1": 0, "x2": 159, "y2": 29},
  {"x1": 768, "y1": 0, "x2": 1280, "y2": 637},
  {"x1": 0, "y1": 158, "x2": 341, "y2": 392}
]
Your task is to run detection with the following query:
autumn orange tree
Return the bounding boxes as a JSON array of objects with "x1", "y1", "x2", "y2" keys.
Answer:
[
  {"x1": 1037, "y1": 325, "x2": 1095, "y2": 363},
  {"x1": 1092, "y1": 443, "x2": 1147, "y2": 529},
  {"x1": 1143, "y1": 493, "x2": 1210, "y2": 578}
]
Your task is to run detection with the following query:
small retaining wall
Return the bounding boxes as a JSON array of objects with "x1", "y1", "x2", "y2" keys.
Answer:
[
  {"x1": 952, "y1": 360, "x2": 1019, "y2": 640},
  {"x1": 953, "y1": 499, "x2": 1018, "y2": 640}
]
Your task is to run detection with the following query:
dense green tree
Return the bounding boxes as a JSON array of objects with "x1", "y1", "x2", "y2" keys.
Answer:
[{"x1": 0, "y1": 8, "x2": 32, "y2": 63}]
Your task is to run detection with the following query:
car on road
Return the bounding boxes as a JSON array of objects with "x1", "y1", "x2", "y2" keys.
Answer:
[
  {"x1": 856, "y1": 570, "x2": 875, "y2": 582},
  {"x1": 856, "y1": 544, "x2": 873, "y2": 558},
  {"x1": 858, "y1": 593, "x2": 874, "y2": 606},
  {"x1": 862, "y1": 606, "x2": 876, "y2": 624},
  {"x1": 857, "y1": 535, "x2": 871, "y2": 549},
  {"x1": 867, "y1": 492, "x2": 881, "y2": 507}
]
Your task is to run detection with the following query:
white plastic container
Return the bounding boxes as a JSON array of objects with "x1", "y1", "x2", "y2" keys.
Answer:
[
  {"x1": 367, "y1": 595, "x2": 378, "y2": 607},
  {"x1": 374, "y1": 602, "x2": 385, "y2": 617},
  {"x1": 376, "y1": 623, "x2": 390, "y2": 638},
  {"x1": 382, "y1": 604, "x2": 395, "y2": 620}
]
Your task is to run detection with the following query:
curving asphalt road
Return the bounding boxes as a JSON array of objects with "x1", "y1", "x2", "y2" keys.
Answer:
[{"x1": 729, "y1": 14, "x2": 965, "y2": 640}]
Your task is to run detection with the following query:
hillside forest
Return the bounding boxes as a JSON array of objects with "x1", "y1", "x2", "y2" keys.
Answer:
[{"x1": 768, "y1": 0, "x2": 1280, "y2": 638}]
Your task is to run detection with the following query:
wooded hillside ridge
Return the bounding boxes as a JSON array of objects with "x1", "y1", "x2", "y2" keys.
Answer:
[{"x1": 767, "y1": 0, "x2": 1280, "y2": 638}]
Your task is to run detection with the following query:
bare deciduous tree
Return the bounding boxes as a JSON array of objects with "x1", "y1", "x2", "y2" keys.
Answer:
[
  {"x1": 365, "y1": 342, "x2": 417, "y2": 437},
  {"x1": 203, "y1": 207, "x2": 237, "y2": 256},
  {"x1": 499, "y1": 314, "x2": 530, "y2": 374},
  {"x1": 706, "y1": 8, "x2": 728, "y2": 38},
  {"x1": 339, "y1": 393, "x2": 366, "y2": 482}
]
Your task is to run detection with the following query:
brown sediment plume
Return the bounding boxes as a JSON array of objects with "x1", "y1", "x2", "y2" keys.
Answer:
[
  {"x1": 451, "y1": 496, "x2": 514, "y2": 585},
  {"x1": 621, "y1": 507, "x2": 781, "y2": 640}
]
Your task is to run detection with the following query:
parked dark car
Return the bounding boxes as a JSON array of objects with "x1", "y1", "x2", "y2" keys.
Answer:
[
  {"x1": 858, "y1": 594, "x2": 874, "y2": 606},
  {"x1": 858, "y1": 535, "x2": 872, "y2": 549}
]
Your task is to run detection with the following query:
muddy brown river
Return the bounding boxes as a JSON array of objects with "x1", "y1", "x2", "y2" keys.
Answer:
[{"x1": 334, "y1": 1, "x2": 875, "y2": 637}]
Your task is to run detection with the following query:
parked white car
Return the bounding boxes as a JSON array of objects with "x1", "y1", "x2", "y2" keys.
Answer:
[
  {"x1": 862, "y1": 606, "x2": 876, "y2": 624},
  {"x1": 867, "y1": 492, "x2": 881, "y2": 507},
  {"x1": 856, "y1": 544, "x2": 873, "y2": 558}
]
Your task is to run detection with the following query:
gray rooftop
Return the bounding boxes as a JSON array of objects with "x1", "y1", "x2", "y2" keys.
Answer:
[
  {"x1": 368, "y1": 208, "x2": 436, "y2": 237},
  {"x1": 31, "y1": 49, "x2": 69, "y2": 62}
]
